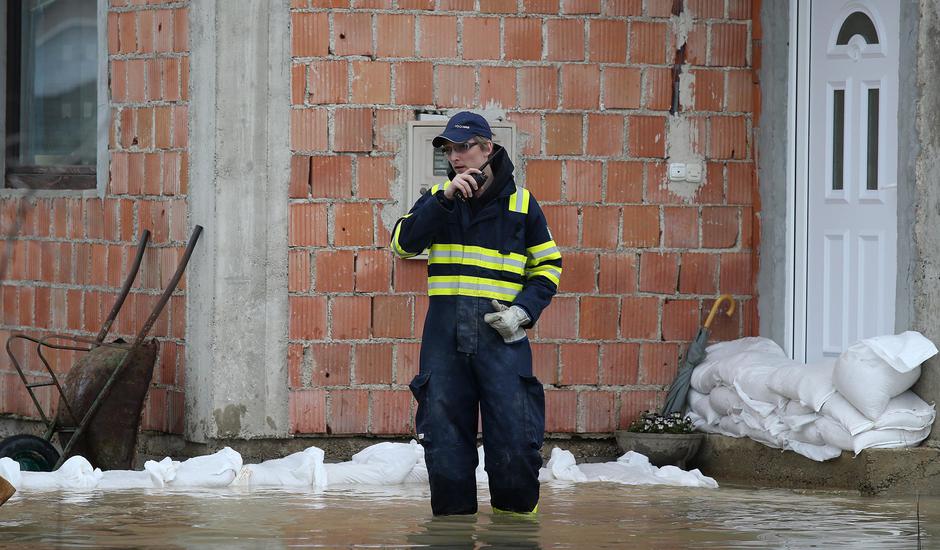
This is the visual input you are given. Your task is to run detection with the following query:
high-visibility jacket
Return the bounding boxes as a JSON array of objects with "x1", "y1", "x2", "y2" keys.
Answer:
[{"x1": 390, "y1": 149, "x2": 561, "y2": 325}]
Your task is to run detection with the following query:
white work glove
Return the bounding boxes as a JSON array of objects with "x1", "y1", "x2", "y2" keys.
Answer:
[{"x1": 483, "y1": 299, "x2": 530, "y2": 343}]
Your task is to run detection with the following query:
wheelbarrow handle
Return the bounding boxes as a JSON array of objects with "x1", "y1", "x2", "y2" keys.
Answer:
[{"x1": 704, "y1": 294, "x2": 736, "y2": 329}]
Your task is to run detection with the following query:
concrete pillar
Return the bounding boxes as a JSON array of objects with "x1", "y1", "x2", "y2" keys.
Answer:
[{"x1": 185, "y1": 0, "x2": 291, "y2": 442}]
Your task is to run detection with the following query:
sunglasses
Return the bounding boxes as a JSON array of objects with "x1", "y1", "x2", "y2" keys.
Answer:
[{"x1": 438, "y1": 141, "x2": 480, "y2": 156}]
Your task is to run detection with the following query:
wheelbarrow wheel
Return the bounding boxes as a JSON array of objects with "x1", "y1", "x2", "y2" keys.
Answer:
[{"x1": 0, "y1": 434, "x2": 61, "y2": 472}]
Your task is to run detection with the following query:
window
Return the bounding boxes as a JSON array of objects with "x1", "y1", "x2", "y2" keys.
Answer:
[
  {"x1": 836, "y1": 12, "x2": 880, "y2": 45},
  {"x1": 4, "y1": 0, "x2": 99, "y2": 190}
]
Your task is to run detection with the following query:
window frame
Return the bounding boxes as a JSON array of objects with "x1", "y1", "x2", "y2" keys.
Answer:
[{"x1": 0, "y1": 0, "x2": 109, "y2": 197}]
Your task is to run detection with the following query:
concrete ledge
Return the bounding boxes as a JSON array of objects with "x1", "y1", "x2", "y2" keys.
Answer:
[{"x1": 696, "y1": 434, "x2": 940, "y2": 495}]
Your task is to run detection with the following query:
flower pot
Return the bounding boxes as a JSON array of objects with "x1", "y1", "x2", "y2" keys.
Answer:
[{"x1": 613, "y1": 431, "x2": 705, "y2": 469}]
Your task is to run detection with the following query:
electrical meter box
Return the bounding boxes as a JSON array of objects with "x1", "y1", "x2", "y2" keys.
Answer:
[{"x1": 404, "y1": 119, "x2": 517, "y2": 259}]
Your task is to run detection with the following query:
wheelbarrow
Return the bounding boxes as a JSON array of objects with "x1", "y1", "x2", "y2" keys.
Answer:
[{"x1": 0, "y1": 225, "x2": 203, "y2": 472}]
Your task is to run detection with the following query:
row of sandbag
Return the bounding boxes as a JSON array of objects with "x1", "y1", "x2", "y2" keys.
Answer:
[
  {"x1": 0, "y1": 442, "x2": 717, "y2": 492},
  {"x1": 685, "y1": 333, "x2": 938, "y2": 461}
]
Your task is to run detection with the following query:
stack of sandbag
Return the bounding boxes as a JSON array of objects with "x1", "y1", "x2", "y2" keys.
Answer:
[{"x1": 686, "y1": 332, "x2": 938, "y2": 461}]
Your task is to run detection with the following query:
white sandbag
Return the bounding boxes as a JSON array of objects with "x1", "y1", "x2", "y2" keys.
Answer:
[
  {"x1": 324, "y1": 442, "x2": 420, "y2": 486},
  {"x1": 0, "y1": 457, "x2": 21, "y2": 489},
  {"x1": 779, "y1": 400, "x2": 818, "y2": 431},
  {"x1": 704, "y1": 337, "x2": 786, "y2": 361},
  {"x1": 232, "y1": 446, "x2": 326, "y2": 488},
  {"x1": 786, "y1": 422, "x2": 827, "y2": 446},
  {"x1": 164, "y1": 447, "x2": 242, "y2": 488},
  {"x1": 556, "y1": 451, "x2": 718, "y2": 488},
  {"x1": 767, "y1": 358, "x2": 836, "y2": 411},
  {"x1": 717, "y1": 416, "x2": 748, "y2": 437},
  {"x1": 834, "y1": 332, "x2": 938, "y2": 420},
  {"x1": 403, "y1": 442, "x2": 429, "y2": 484},
  {"x1": 614, "y1": 452, "x2": 717, "y2": 489},
  {"x1": 97, "y1": 470, "x2": 157, "y2": 490},
  {"x1": 709, "y1": 386, "x2": 744, "y2": 416},
  {"x1": 714, "y1": 352, "x2": 781, "y2": 390},
  {"x1": 733, "y1": 378, "x2": 780, "y2": 417},
  {"x1": 18, "y1": 456, "x2": 103, "y2": 491},
  {"x1": 733, "y1": 359, "x2": 792, "y2": 410},
  {"x1": 815, "y1": 417, "x2": 855, "y2": 452},
  {"x1": 688, "y1": 389, "x2": 720, "y2": 425},
  {"x1": 475, "y1": 446, "x2": 488, "y2": 484},
  {"x1": 143, "y1": 457, "x2": 179, "y2": 488},
  {"x1": 786, "y1": 440, "x2": 843, "y2": 462},
  {"x1": 546, "y1": 447, "x2": 587, "y2": 482},
  {"x1": 686, "y1": 411, "x2": 714, "y2": 432},
  {"x1": 821, "y1": 393, "x2": 875, "y2": 436},
  {"x1": 852, "y1": 426, "x2": 932, "y2": 455},
  {"x1": 690, "y1": 359, "x2": 723, "y2": 394},
  {"x1": 874, "y1": 392, "x2": 937, "y2": 431}
]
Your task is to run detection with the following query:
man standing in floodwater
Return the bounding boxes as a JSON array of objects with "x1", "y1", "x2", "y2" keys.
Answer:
[{"x1": 390, "y1": 112, "x2": 562, "y2": 516}]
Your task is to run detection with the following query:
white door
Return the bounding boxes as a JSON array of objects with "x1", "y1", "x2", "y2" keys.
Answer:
[{"x1": 805, "y1": 0, "x2": 899, "y2": 361}]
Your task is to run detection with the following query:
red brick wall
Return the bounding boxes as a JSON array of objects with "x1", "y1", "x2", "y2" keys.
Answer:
[
  {"x1": 287, "y1": 1, "x2": 761, "y2": 436},
  {"x1": 0, "y1": 1, "x2": 190, "y2": 434}
]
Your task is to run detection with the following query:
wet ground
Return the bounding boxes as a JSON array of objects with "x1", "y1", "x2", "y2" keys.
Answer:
[{"x1": 0, "y1": 482, "x2": 932, "y2": 548}]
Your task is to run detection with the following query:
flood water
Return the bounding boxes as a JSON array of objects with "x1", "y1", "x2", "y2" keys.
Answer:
[{"x1": 0, "y1": 482, "x2": 933, "y2": 548}]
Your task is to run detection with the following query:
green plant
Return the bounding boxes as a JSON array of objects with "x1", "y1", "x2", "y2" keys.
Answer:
[{"x1": 628, "y1": 411, "x2": 696, "y2": 434}]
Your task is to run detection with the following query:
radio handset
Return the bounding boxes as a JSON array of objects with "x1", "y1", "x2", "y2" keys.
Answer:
[{"x1": 454, "y1": 152, "x2": 495, "y2": 202}]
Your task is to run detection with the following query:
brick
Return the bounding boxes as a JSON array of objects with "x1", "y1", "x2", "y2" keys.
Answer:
[
  {"x1": 311, "y1": 343, "x2": 352, "y2": 386},
  {"x1": 355, "y1": 249, "x2": 392, "y2": 292},
  {"x1": 710, "y1": 116, "x2": 748, "y2": 159},
  {"x1": 603, "y1": 0, "x2": 641, "y2": 15},
  {"x1": 397, "y1": 342, "x2": 421, "y2": 384},
  {"x1": 581, "y1": 205, "x2": 618, "y2": 249},
  {"x1": 726, "y1": 70, "x2": 753, "y2": 113},
  {"x1": 479, "y1": 0, "x2": 517, "y2": 12},
  {"x1": 356, "y1": 343, "x2": 393, "y2": 384},
  {"x1": 562, "y1": 0, "x2": 600, "y2": 14},
  {"x1": 328, "y1": 389, "x2": 369, "y2": 434},
  {"x1": 547, "y1": 19, "x2": 584, "y2": 61},
  {"x1": 315, "y1": 250, "x2": 355, "y2": 292},
  {"x1": 370, "y1": 390, "x2": 412, "y2": 434},
  {"x1": 619, "y1": 296, "x2": 659, "y2": 339},
  {"x1": 678, "y1": 252, "x2": 718, "y2": 294},
  {"x1": 726, "y1": 162, "x2": 753, "y2": 205},
  {"x1": 687, "y1": 0, "x2": 724, "y2": 18},
  {"x1": 601, "y1": 343, "x2": 639, "y2": 385},
  {"x1": 334, "y1": 203, "x2": 373, "y2": 246},
  {"x1": 580, "y1": 390, "x2": 616, "y2": 432},
  {"x1": 523, "y1": 0, "x2": 559, "y2": 13},
  {"x1": 710, "y1": 23, "x2": 749, "y2": 67},
  {"x1": 663, "y1": 206, "x2": 699, "y2": 248},
  {"x1": 559, "y1": 343, "x2": 598, "y2": 385},
  {"x1": 603, "y1": 67, "x2": 641, "y2": 109},
  {"x1": 606, "y1": 162, "x2": 643, "y2": 203},
  {"x1": 618, "y1": 390, "x2": 665, "y2": 429},
  {"x1": 357, "y1": 157, "x2": 394, "y2": 200},
  {"x1": 376, "y1": 14, "x2": 415, "y2": 58},
  {"x1": 435, "y1": 65, "x2": 476, "y2": 108},
  {"x1": 741, "y1": 206, "x2": 755, "y2": 250},
  {"x1": 702, "y1": 206, "x2": 738, "y2": 248},
  {"x1": 334, "y1": 12, "x2": 373, "y2": 56},
  {"x1": 524, "y1": 160, "x2": 562, "y2": 202},
  {"x1": 310, "y1": 156, "x2": 352, "y2": 198},
  {"x1": 372, "y1": 294, "x2": 411, "y2": 338},
  {"x1": 545, "y1": 114, "x2": 583, "y2": 156},
  {"x1": 639, "y1": 252, "x2": 678, "y2": 293},
  {"x1": 684, "y1": 23, "x2": 708, "y2": 65},
  {"x1": 291, "y1": 108, "x2": 329, "y2": 151},
  {"x1": 398, "y1": 0, "x2": 434, "y2": 6},
  {"x1": 479, "y1": 66, "x2": 517, "y2": 109},
  {"x1": 143, "y1": 152, "x2": 162, "y2": 195},
  {"x1": 308, "y1": 60, "x2": 348, "y2": 104},
  {"x1": 518, "y1": 67, "x2": 558, "y2": 110},
  {"x1": 289, "y1": 251, "x2": 312, "y2": 294},
  {"x1": 162, "y1": 58, "x2": 181, "y2": 102},
  {"x1": 558, "y1": 251, "x2": 595, "y2": 293},
  {"x1": 598, "y1": 253, "x2": 637, "y2": 294},
  {"x1": 334, "y1": 108, "x2": 373, "y2": 152},
  {"x1": 440, "y1": 0, "x2": 474, "y2": 9},
  {"x1": 701, "y1": 296, "x2": 739, "y2": 342},
  {"x1": 118, "y1": 12, "x2": 136, "y2": 54},
  {"x1": 621, "y1": 205, "x2": 660, "y2": 247},
  {"x1": 586, "y1": 114, "x2": 625, "y2": 157},
  {"x1": 566, "y1": 161, "x2": 602, "y2": 203},
  {"x1": 332, "y1": 295, "x2": 371, "y2": 339},
  {"x1": 560, "y1": 65, "x2": 600, "y2": 110},
  {"x1": 719, "y1": 252, "x2": 752, "y2": 295},
  {"x1": 293, "y1": 13, "x2": 330, "y2": 57},
  {"x1": 504, "y1": 17, "x2": 542, "y2": 61},
  {"x1": 645, "y1": 67, "x2": 672, "y2": 111},
  {"x1": 640, "y1": 342, "x2": 680, "y2": 384},
  {"x1": 545, "y1": 389, "x2": 577, "y2": 432},
  {"x1": 394, "y1": 62, "x2": 433, "y2": 106},
  {"x1": 541, "y1": 205, "x2": 579, "y2": 248},
  {"x1": 589, "y1": 19, "x2": 627, "y2": 63},
  {"x1": 691, "y1": 69, "x2": 724, "y2": 112},
  {"x1": 289, "y1": 203, "x2": 328, "y2": 246},
  {"x1": 662, "y1": 299, "x2": 699, "y2": 341},
  {"x1": 392, "y1": 257, "x2": 427, "y2": 292},
  {"x1": 418, "y1": 16, "x2": 458, "y2": 58},
  {"x1": 628, "y1": 116, "x2": 666, "y2": 158},
  {"x1": 532, "y1": 343, "x2": 559, "y2": 384},
  {"x1": 462, "y1": 17, "x2": 501, "y2": 60},
  {"x1": 289, "y1": 156, "x2": 311, "y2": 198},
  {"x1": 579, "y1": 296, "x2": 619, "y2": 340},
  {"x1": 350, "y1": 61, "x2": 391, "y2": 104},
  {"x1": 290, "y1": 296, "x2": 328, "y2": 340},
  {"x1": 536, "y1": 296, "x2": 577, "y2": 340},
  {"x1": 507, "y1": 112, "x2": 542, "y2": 156},
  {"x1": 153, "y1": 9, "x2": 173, "y2": 53},
  {"x1": 630, "y1": 22, "x2": 668, "y2": 64},
  {"x1": 728, "y1": 0, "x2": 751, "y2": 18}
]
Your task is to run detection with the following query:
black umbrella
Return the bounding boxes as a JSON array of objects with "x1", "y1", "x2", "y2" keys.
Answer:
[{"x1": 661, "y1": 295, "x2": 736, "y2": 416}]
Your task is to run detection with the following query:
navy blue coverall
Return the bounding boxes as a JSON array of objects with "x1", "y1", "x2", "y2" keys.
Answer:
[{"x1": 391, "y1": 145, "x2": 562, "y2": 516}]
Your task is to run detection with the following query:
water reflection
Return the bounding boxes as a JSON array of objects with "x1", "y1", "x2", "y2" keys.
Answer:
[{"x1": 408, "y1": 513, "x2": 541, "y2": 549}]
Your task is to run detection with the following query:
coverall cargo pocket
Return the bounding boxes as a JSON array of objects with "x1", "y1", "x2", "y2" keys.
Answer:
[
  {"x1": 409, "y1": 373, "x2": 432, "y2": 444},
  {"x1": 520, "y1": 375, "x2": 545, "y2": 449}
]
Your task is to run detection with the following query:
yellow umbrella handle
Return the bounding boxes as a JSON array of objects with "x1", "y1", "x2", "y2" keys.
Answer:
[{"x1": 704, "y1": 294, "x2": 736, "y2": 329}]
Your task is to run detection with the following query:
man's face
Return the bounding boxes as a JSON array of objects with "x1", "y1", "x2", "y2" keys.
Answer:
[{"x1": 443, "y1": 139, "x2": 493, "y2": 174}]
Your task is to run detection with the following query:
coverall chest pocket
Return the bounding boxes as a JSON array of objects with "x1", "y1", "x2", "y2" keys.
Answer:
[{"x1": 498, "y1": 217, "x2": 526, "y2": 256}]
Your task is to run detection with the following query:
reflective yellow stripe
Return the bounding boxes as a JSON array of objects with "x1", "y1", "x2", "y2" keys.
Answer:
[
  {"x1": 508, "y1": 187, "x2": 530, "y2": 214},
  {"x1": 428, "y1": 276, "x2": 523, "y2": 301},
  {"x1": 526, "y1": 240, "x2": 561, "y2": 265},
  {"x1": 525, "y1": 264, "x2": 561, "y2": 286},
  {"x1": 428, "y1": 180, "x2": 452, "y2": 196},
  {"x1": 391, "y1": 214, "x2": 419, "y2": 258},
  {"x1": 429, "y1": 244, "x2": 526, "y2": 275}
]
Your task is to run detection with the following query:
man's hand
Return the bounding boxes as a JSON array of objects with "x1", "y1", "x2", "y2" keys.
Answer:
[
  {"x1": 442, "y1": 170, "x2": 482, "y2": 201},
  {"x1": 483, "y1": 299, "x2": 530, "y2": 343}
]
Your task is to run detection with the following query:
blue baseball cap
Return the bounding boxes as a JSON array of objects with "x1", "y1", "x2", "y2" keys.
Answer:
[{"x1": 432, "y1": 111, "x2": 493, "y2": 147}]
